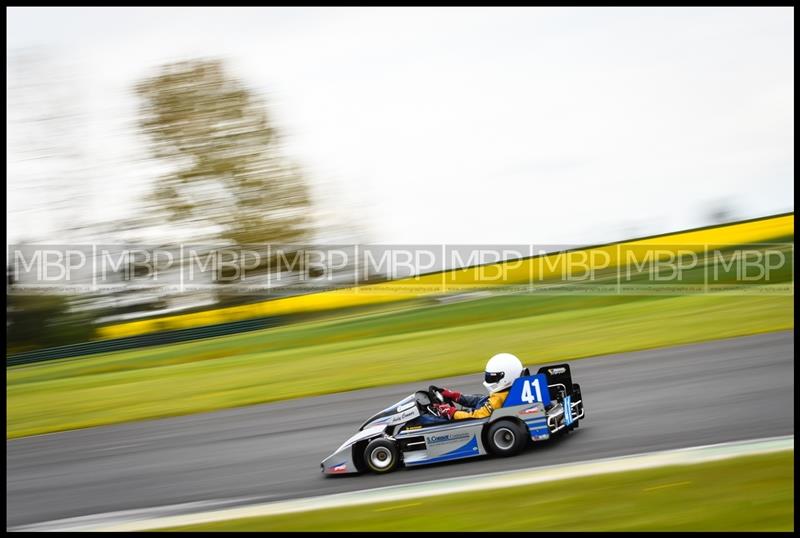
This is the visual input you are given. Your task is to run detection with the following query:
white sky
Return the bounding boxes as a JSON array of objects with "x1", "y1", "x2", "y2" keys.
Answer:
[{"x1": 6, "y1": 7, "x2": 795, "y2": 246}]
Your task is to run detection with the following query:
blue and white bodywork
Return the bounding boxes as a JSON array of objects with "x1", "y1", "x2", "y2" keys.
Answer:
[{"x1": 321, "y1": 363, "x2": 585, "y2": 475}]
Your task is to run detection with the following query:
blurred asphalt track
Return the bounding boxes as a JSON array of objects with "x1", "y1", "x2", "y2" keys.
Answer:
[{"x1": 6, "y1": 331, "x2": 794, "y2": 528}]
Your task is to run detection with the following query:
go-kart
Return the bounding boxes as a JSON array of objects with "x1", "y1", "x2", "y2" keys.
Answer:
[{"x1": 321, "y1": 363, "x2": 585, "y2": 475}]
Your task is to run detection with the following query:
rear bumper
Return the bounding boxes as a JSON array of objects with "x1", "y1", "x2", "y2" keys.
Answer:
[{"x1": 546, "y1": 397, "x2": 585, "y2": 434}]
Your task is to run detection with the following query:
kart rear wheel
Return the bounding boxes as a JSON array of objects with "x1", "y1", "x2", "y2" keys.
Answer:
[
  {"x1": 485, "y1": 420, "x2": 528, "y2": 457},
  {"x1": 364, "y1": 438, "x2": 400, "y2": 473}
]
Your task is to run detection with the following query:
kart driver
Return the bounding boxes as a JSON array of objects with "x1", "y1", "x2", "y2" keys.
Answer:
[{"x1": 418, "y1": 353, "x2": 524, "y2": 426}]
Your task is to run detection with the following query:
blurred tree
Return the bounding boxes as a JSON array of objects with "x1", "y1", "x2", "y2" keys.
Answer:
[
  {"x1": 706, "y1": 199, "x2": 740, "y2": 225},
  {"x1": 134, "y1": 59, "x2": 313, "y2": 246},
  {"x1": 708, "y1": 206, "x2": 738, "y2": 225},
  {"x1": 6, "y1": 51, "x2": 106, "y2": 353},
  {"x1": 6, "y1": 293, "x2": 96, "y2": 353}
]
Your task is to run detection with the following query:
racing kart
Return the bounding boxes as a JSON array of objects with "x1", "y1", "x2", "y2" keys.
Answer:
[{"x1": 321, "y1": 363, "x2": 585, "y2": 475}]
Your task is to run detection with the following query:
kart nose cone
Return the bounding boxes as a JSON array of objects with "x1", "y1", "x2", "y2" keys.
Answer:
[{"x1": 321, "y1": 448, "x2": 355, "y2": 475}]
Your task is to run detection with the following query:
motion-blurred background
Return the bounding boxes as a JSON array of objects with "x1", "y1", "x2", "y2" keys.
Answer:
[
  {"x1": 6, "y1": 7, "x2": 795, "y2": 532},
  {"x1": 6, "y1": 7, "x2": 794, "y2": 351}
]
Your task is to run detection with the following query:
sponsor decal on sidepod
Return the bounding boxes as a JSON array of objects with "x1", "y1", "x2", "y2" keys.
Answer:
[{"x1": 427, "y1": 432, "x2": 471, "y2": 445}]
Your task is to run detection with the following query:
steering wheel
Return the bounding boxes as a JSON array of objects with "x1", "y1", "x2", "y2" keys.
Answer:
[{"x1": 428, "y1": 385, "x2": 446, "y2": 405}]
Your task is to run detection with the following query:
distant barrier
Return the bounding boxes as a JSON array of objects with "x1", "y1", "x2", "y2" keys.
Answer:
[{"x1": 7, "y1": 316, "x2": 285, "y2": 367}]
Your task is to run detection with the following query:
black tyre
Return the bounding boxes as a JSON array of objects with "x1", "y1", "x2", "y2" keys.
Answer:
[
  {"x1": 485, "y1": 420, "x2": 528, "y2": 457},
  {"x1": 364, "y1": 438, "x2": 400, "y2": 473},
  {"x1": 570, "y1": 383, "x2": 584, "y2": 429},
  {"x1": 572, "y1": 383, "x2": 583, "y2": 404}
]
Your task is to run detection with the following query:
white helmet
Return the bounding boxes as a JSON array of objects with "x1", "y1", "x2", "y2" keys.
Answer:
[{"x1": 483, "y1": 353, "x2": 524, "y2": 393}]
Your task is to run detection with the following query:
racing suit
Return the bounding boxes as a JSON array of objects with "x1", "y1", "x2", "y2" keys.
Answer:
[{"x1": 418, "y1": 390, "x2": 509, "y2": 425}]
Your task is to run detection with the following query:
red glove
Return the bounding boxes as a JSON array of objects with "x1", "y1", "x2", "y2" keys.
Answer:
[
  {"x1": 441, "y1": 388, "x2": 462, "y2": 402},
  {"x1": 434, "y1": 403, "x2": 457, "y2": 420}
]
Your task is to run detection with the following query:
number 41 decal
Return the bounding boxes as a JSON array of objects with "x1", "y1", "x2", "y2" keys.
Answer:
[
  {"x1": 521, "y1": 378, "x2": 543, "y2": 404},
  {"x1": 507, "y1": 374, "x2": 550, "y2": 406}
]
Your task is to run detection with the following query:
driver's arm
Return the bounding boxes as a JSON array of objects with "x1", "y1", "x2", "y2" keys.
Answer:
[
  {"x1": 453, "y1": 392, "x2": 507, "y2": 420},
  {"x1": 454, "y1": 393, "x2": 484, "y2": 408}
]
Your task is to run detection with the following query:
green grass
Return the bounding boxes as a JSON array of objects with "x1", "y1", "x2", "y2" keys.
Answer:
[
  {"x1": 7, "y1": 288, "x2": 793, "y2": 439},
  {"x1": 159, "y1": 451, "x2": 794, "y2": 531}
]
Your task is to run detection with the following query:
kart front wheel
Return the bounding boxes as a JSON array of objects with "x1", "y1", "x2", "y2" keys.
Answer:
[
  {"x1": 364, "y1": 438, "x2": 399, "y2": 473},
  {"x1": 485, "y1": 420, "x2": 528, "y2": 457}
]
